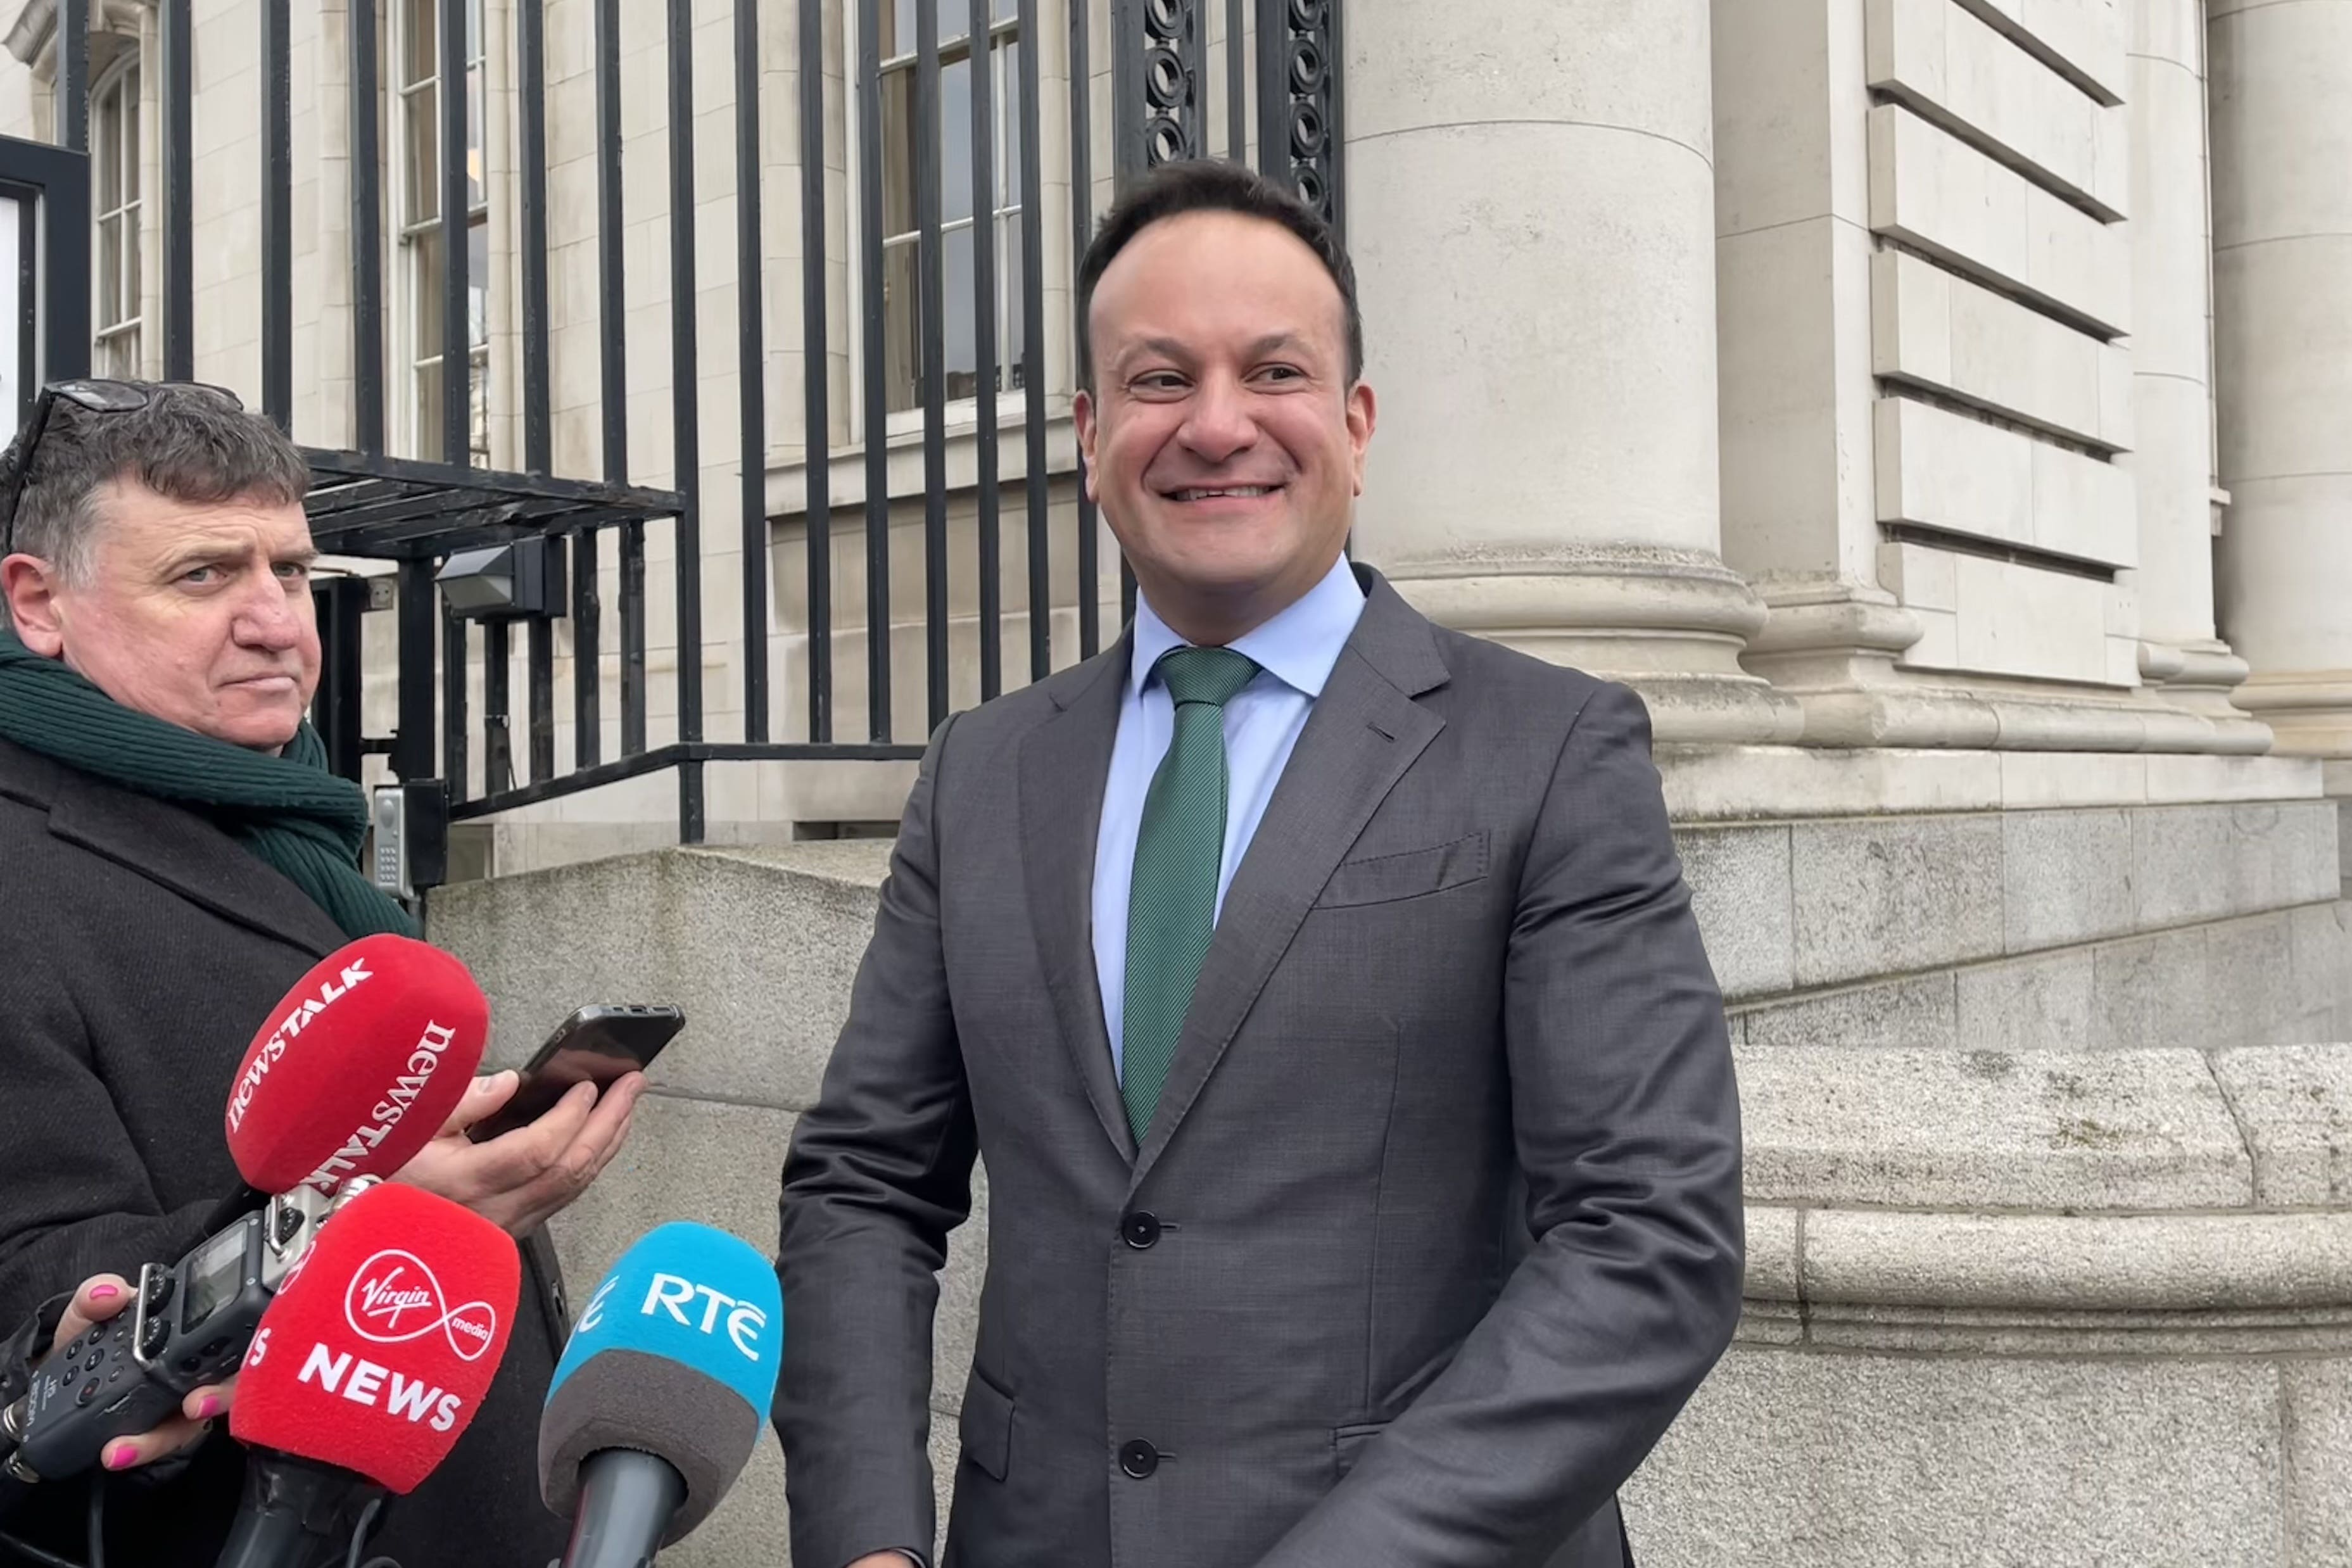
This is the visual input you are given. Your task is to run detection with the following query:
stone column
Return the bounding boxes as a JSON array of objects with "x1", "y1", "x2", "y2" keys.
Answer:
[
  {"x1": 1704, "y1": 0, "x2": 1944, "y2": 752},
  {"x1": 2208, "y1": 0, "x2": 2352, "y2": 756},
  {"x1": 2127, "y1": 0, "x2": 2262, "y2": 743},
  {"x1": 1342, "y1": 0, "x2": 1800, "y2": 745}
]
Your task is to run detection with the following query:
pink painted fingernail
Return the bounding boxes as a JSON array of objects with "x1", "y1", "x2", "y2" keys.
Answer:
[
  {"x1": 198, "y1": 1394, "x2": 222, "y2": 1419},
  {"x1": 89, "y1": 1284, "x2": 120, "y2": 1302},
  {"x1": 104, "y1": 1444, "x2": 137, "y2": 1471}
]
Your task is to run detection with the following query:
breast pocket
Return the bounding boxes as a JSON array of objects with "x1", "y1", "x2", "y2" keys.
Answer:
[{"x1": 1315, "y1": 830, "x2": 1490, "y2": 909}]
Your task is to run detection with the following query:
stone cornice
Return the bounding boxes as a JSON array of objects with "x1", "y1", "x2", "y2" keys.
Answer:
[
  {"x1": 4, "y1": 0, "x2": 56, "y2": 66},
  {"x1": 7, "y1": 0, "x2": 151, "y2": 71}
]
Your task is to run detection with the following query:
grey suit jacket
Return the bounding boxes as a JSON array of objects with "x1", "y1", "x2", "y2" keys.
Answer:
[{"x1": 775, "y1": 567, "x2": 1743, "y2": 1568}]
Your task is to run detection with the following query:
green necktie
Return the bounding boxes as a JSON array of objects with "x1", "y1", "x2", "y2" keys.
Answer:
[{"x1": 1121, "y1": 645, "x2": 1260, "y2": 1144}]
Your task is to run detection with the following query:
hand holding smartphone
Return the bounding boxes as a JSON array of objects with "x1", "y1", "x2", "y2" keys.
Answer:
[{"x1": 467, "y1": 1004, "x2": 685, "y2": 1144}]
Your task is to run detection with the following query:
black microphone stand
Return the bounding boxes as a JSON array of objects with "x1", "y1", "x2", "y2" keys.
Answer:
[
  {"x1": 212, "y1": 1452, "x2": 384, "y2": 1568},
  {"x1": 556, "y1": 1451, "x2": 686, "y2": 1568}
]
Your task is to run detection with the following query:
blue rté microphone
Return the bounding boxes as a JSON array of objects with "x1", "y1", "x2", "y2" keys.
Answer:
[{"x1": 538, "y1": 1223, "x2": 783, "y2": 1568}]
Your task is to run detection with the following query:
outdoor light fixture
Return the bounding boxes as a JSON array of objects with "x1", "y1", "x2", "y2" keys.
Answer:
[{"x1": 434, "y1": 535, "x2": 568, "y2": 619}]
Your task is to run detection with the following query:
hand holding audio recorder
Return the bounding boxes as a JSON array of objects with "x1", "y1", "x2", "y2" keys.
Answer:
[
  {"x1": 3, "y1": 1270, "x2": 226, "y2": 1481},
  {"x1": 2, "y1": 934, "x2": 491, "y2": 1492},
  {"x1": 1, "y1": 1194, "x2": 324, "y2": 1488}
]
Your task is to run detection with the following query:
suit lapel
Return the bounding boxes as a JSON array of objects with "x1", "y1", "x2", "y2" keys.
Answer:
[
  {"x1": 1130, "y1": 572, "x2": 1451, "y2": 1189},
  {"x1": 1018, "y1": 639, "x2": 1139, "y2": 1163},
  {"x1": 45, "y1": 773, "x2": 348, "y2": 960}
]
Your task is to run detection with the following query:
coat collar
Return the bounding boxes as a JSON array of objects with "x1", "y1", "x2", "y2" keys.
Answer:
[
  {"x1": 0, "y1": 738, "x2": 348, "y2": 959},
  {"x1": 1019, "y1": 635, "x2": 1138, "y2": 1160}
]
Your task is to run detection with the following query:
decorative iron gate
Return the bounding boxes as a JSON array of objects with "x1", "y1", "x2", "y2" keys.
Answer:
[{"x1": 36, "y1": 0, "x2": 1342, "y2": 851}]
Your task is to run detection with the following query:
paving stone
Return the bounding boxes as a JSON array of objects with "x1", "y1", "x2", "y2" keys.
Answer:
[
  {"x1": 1956, "y1": 949, "x2": 2096, "y2": 1051},
  {"x1": 2204, "y1": 913, "x2": 2298, "y2": 1047},
  {"x1": 2134, "y1": 801, "x2": 2341, "y2": 929},
  {"x1": 2285, "y1": 1360, "x2": 2352, "y2": 1568},
  {"x1": 2090, "y1": 925, "x2": 2212, "y2": 1052},
  {"x1": 1735, "y1": 1044, "x2": 2252, "y2": 1210},
  {"x1": 2211, "y1": 1044, "x2": 2352, "y2": 1206},
  {"x1": 1790, "y1": 814, "x2": 2004, "y2": 987},
  {"x1": 2004, "y1": 807, "x2": 2135, "y2": 952},
  {"x1": 1741, "y1": 974, "x2": 1956, "y2": 1050},
  {"x1": 1624, "y1": 1349, "x2": 2284, "y2": 1567},
  {"x1": 2292, "y1": 902, "x2": 2351, "y2": 1021},
  {"x1": 1677, "y1": 825, "x2": 1795, "y2": 1001}
]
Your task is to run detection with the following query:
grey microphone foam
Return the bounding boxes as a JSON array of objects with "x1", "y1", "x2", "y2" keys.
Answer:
[{"x1": 538, "y1": 1348, "x2": 761, "y2": 1544}]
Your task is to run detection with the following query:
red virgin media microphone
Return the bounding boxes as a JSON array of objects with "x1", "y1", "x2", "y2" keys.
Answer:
[
  {"x1": 218, "y1": 1182, "x2": 520, "y2": 1568},
  {"x1": 224, "y1": 934, "x2": 490, "y2": 1199}
]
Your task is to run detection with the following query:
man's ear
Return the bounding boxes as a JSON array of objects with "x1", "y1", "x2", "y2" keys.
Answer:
[
  {"x1": 1345, "y1": 380, "x2": 1376, "y2": 497},
  {"x1": 1073, "y1": 388, "x2": 1101, "y2": 503},
  {"x1": 2, "y1": 553, "x2": 68, "y2": 656}
]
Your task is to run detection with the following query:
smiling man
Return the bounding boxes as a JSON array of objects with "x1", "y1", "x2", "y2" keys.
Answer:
[
  {"x1": 775, "y1": 161, "x2": 1744, "y2": 1568},
  {"x1": 0, "y1": 381, "x2": 636, "y2": 1567}
]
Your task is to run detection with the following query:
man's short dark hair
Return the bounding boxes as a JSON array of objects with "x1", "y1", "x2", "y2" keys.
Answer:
[
  {"x1": 1075, "y1": 159, "x2": 1362, "y2": 395},
  {"x1": 8, "y1": 383, "x2": 310, "y2": 583}
]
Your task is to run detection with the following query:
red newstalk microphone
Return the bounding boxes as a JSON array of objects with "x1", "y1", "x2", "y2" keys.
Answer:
[
  {"x1": 219, "y1": 1183, "x2": 521, "y2": 1568},
  {"x1": 224, "y1": 935, "x2": 490, "y2": 1198}
]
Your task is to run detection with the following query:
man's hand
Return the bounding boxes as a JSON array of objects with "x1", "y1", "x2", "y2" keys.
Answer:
[
  {"x1": 47, "y1": 1274, "x2": 232, "y2": 1472},
  {"x1": 847, "y1": 1555, "x2": 916, "y2": 1567},
  {"x1": 395, "y1": 1070, "x2": 646, "y2": 1237}
]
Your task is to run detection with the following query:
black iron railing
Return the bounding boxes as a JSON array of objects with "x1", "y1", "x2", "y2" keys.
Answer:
[{"x1": 40, "y1": 0, "x2": 1343, "y2": 847}]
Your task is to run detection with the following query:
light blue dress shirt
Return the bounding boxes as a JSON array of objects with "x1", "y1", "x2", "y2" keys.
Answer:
[{"x1": 1092, "y1": 555, "x2": 1368, "y2": 1081}]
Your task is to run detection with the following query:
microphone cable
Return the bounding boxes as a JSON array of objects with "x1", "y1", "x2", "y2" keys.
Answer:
[
  {"x1": 0, "y1": 1533, "x2": 80, "y2": 1568},
  {"x1": 1, "y1": 1481, "x2": 409, "y2": 1568},
  {"x1": 0, "y1": 1472, "x2": 102, "y2": 1568},
  {"x1": 340, "y1": 1495, "x2": 398, "y2": 1568}
]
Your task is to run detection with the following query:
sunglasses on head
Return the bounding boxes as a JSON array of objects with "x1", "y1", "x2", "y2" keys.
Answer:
[{"x1": 0, "y1": 378, "x2": 244, "y2": 555}]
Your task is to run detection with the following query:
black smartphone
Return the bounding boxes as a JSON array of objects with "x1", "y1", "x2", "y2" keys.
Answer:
[{"x1": 466, "y1": 1003, "x2": 685, "y2": 1143}]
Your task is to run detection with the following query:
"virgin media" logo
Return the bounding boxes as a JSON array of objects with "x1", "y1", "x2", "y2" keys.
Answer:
[{"x1": 343, "y1": 1250, "x2": 498, "y2": 1362}]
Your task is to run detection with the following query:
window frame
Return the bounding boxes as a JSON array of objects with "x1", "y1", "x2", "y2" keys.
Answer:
[
  {"x1": 847, "y1": 0, "x2": 1037, "y2": 445},
  {"x1": 89, "y1": 50, "x2": 142, "y2": 379},
  {"x1": 391, "y1": 0, "x2": 491, "y2": 465}
]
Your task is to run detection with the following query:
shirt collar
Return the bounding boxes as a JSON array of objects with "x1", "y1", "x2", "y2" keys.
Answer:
[{"x1": 1130, "y1": 554, "x2": 1367, "y2": 700}]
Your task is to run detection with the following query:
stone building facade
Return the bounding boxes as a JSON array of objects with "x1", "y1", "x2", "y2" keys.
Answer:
[
  {"x1": 6, "y1": 0, "x2": 2344, "y2": 834},
  {"x1": 6, "y1": 0, "x2": 2352, "y2": 1562}
]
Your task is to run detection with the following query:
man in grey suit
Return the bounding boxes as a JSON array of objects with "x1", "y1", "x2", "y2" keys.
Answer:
[{"x1": 775, "y1": 159, "x2": 1743, "y2": 1568}]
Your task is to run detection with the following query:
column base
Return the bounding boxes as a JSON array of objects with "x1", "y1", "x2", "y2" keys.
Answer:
[
  {"x1": 1739, "y1": 583, "x2": 2277, "y2": 754},
  {"x1": 2137, "y1": 639, "x2": 2276, "y2": 753},
  {"x1": 1376, "y1": 544, "x2": 1806, "y2": 746},
  {"x1": 2228, "y1": 671, "x2": 2352, "y2": 758}
]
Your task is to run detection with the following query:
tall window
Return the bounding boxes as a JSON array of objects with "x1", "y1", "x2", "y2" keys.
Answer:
[
  {"x1": 397, "y1": 0, "x2": 488, "y2": 464},
  {"x1": 878, "y1": 0, "x2": 1025, "y2": 416},
  {"x1": 91, "y1": 56, "x2": 141, "y2": 378}
]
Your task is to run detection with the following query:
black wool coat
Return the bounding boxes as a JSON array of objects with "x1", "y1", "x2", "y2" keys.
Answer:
[{"x1": 0, "y1": 738, "x2": 572, "y2": 1568}]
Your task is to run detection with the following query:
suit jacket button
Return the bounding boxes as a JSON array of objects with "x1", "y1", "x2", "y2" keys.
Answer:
[
  {"x1": 1121, "y1": 1210, "x2": 1161, "y2": 1249},
  {"x1": 1119, "y1": 1439, "x2": 1160, "y2": 1479}
]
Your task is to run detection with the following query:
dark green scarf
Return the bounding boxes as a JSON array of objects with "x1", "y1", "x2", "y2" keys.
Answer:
[{"x1": 0, "y1": 629, "x2": 416, "y2": 939}]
